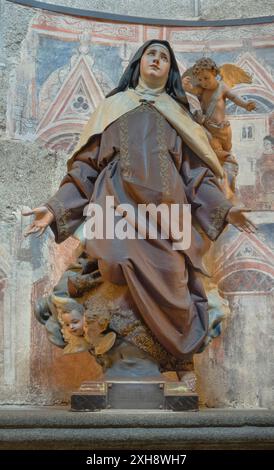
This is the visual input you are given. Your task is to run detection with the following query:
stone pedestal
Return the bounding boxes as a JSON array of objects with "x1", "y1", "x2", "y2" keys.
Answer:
[{"x1": 71, "y1": 379, "x2": 198, "y2": 412}]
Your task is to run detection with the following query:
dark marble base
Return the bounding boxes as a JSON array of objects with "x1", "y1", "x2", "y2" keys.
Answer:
[{"x1": 71, "y1": 379, "x2": 198, "y2": 412}]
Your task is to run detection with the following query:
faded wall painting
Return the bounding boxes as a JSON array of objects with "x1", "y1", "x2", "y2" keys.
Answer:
[
  {"x1": 7, "y1": 13, "x2": 274, "y2": 211},
  {"x1": 2, "y1": 10, "x2": 274, "y2": 406}
]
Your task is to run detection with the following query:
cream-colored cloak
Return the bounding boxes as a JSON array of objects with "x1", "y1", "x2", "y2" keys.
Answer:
[{"x1": 67, "y1": 88, "x2": 224, "y2": 178}]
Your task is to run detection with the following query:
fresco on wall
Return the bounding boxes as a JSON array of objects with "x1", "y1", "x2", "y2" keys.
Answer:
[
  {"x1": 8, "y1": 12, "x2": 274, "y2": 293},
  {"x1": 7, "y1": 11, "x2": 274, "y2": 288},
  {"x1": 3, "y1": 10, "x2": 274, "y2": 405},
  {"x1": 7, "y1": 12, "x2": 274, "y2": 209}
]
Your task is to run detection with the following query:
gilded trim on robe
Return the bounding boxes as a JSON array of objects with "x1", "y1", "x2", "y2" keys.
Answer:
[
  {"x1": 155, "y1": 109, "x2": 171, "y2": 197},
  {"x1": 119, "y1": 113, "x2": 133, "y2": 181}
]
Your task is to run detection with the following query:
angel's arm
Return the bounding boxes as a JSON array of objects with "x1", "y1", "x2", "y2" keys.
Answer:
[
  {"x1": 224, "y1": 83, "x2": 256, "y2": 111},
  {"x1": 182, "y1": 76, "x2": 203, "y2": 97}
]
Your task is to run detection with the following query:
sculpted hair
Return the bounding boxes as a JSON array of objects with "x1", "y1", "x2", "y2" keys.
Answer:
[
  {"x1": 192, "y1": 58, "x2": 220, "y2": 76},
  {"x1": 60, "y1": 301, "x2": 84, "y2": 316}
]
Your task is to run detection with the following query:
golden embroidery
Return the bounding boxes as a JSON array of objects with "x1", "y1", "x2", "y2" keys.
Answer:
[
  {"x1": 156, "y1": 111, "x2": 171, "y2": 197},
  {"x1": 119, "y1": 114, "x2": 133, "y2": 180}
]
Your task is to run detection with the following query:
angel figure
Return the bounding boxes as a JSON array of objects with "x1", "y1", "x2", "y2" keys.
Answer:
[
  {"x1": 182, "y1": 57, "x2": 256, "y2": 196},
  {"x1": 49, "y1": 295, "x2": 116, "y2": 356}
]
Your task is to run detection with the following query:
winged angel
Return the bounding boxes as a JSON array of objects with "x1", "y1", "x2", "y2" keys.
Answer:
[{"x1": 182, "y1": 58, "x2": 256, "y2": 194}]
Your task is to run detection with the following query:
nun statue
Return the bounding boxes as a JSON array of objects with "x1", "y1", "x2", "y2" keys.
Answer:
[{"x1": 24, "y1": 40, "x2": 255, "y2": 387}]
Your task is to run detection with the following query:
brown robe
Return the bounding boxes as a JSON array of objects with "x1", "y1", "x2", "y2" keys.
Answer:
[{"x1": 46, "y1": 102, "x2": 232, "y2": 360}]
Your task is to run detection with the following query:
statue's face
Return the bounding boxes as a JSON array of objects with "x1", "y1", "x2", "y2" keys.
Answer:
[
  {"x1": 62, "y1": 310, "x2": 84, "y2": 337},
  {"x1": 140, "y1": 44, "x2": 171, "y2": 87}
]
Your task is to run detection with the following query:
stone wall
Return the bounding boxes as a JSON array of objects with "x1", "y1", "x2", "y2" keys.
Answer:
[
  {"x1": 0, "y1": 0, "x2": 273, "y2": 406},
  {"x1": 9, "y1": 0, "x2": 274, "y2": 20}
]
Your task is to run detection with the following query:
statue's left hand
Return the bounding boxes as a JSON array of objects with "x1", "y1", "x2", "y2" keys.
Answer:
[
  {"x1": 22, "y1": 206, "x2": 54, "y2": 237},
  {"x1": 226, "y1": 207, "x2": 257, "y2": 233}
]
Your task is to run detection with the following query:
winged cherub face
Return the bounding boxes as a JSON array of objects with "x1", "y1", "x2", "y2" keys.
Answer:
[
  {"x1": 196, "y1": 70, "x2": 218, "y2": 90},
  {"x1": 62, "y1": 309, "x2": 84, "y2": 337}
]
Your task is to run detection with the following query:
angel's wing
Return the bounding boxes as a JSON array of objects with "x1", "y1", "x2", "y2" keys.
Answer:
[
  {"x1": 62, "y1": 335, "x2": 90, "y2": 354},
  {"x1": 219, "y1": 64, "x2": 252, "y2": 88}
]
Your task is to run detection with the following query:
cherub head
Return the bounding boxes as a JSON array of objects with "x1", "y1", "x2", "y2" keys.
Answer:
[
  {"x1": 42, "y1": 295, "x2": 89, "y2": 354},
  {"x1": 61, "y1": 302, "x2": 85, "y2": 337},
  {"x1": 192, "y1": 57, "x2": 220, "y2": 90},
  {"x1": 49, "y1": 292, "x2": 116, "y2": 356},
  {"x1": 50, "y1": 295, "x2": 85, "y2": 337},
  {"x1": 56, "y1": 299, "x2": 91, "y2": 354}
]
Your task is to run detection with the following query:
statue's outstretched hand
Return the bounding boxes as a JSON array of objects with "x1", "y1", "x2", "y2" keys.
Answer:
[
  {"x1": 22, "y1": 206, "x2": 54, "y2": 237},
  {"x1": 226, "y1": 207, "x2": 257, "y2": 234}
]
